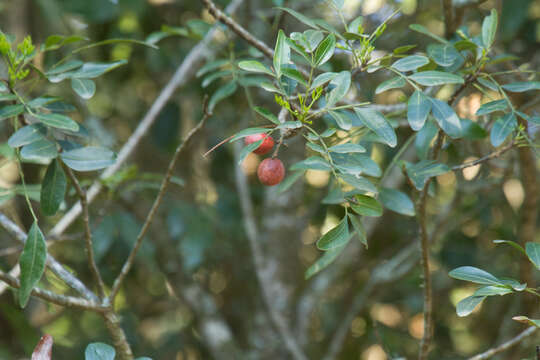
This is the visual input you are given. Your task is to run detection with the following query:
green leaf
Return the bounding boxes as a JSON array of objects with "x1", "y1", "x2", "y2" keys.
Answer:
[
  {"x1": 60, "y1": 146, "x2": 116, "y2": 171},
  {"x1": 276, "y1": 7, "x2": 320, "y2": 29},
  {"x1": 348, "y1": 213, "x2": 367, "y2": 248},
  {"x1": 415, "y1": 120, "x2": 438, "y2": 159},
  {"x1": 196, "y1": 59, "x2": 229, "y2": 78},
  {"x1": 49, "y1": 61, "x2": 127, "y2": 82},
  {"x1": 259, "y1": 82, "x2": 282, "y2": 94},
  {"x1": 379, "y1": 188, "x2": 415, "y2": 216},
  {"x1": 477, "y1": 77, "x2": 499, "y2": 91},
  {"x1": 281, "y1": 67, "x2": 307, "y2": 86},
  {"x1": 229, "y1": 127, "x2": 271, "y2": 142},
  {"x1": 253, "y1": 107, "x2": 279, "y2": 125},
  {"x1": 202, "y1": 70, "x2": 232, "y2": 88},
  {"x1": 276, "y1": 171, "x2": 304, "y2": 193},
  {"x1": 391, "y1": 55, "x2": 430, "y2": 72},
  {"x1": 493, "y1": 239, "x2": 527, "y2": 256},
  {"x1": 238, "y1": 139, "x2": 263, "y2": 164},
  {"x1": 71, "y1": 78, "x2": 96, "y2": 100},
  {"x1": 339, "y1": 174, "x2": 378, "y2": 193},
  {"x1": 490, "y1": 113, "x2": 516, "y2": 147},
  {"x1": 449, "y1": 266, "x2": 503, "y2": 285},
  {"x1": 525, "y1": 242, "x2": 540, "y2": 270},
  {"x1": 351, "y1": 195, "x2": 382, "y2": 217},
  {"x1": 407, "y1": 90, "x2": 431, "y2": 131},
  {"x1": 0, "y1": 82, "x2": 8, "y2": 92},
  {"x1": 21, "y1": 139, "x2": 58, "y2": 162},
  {"x1": 328, "y1": 143, "x2": 366, "y2": 153},
  {"x1": 310, "y1": 72, "x2": 337, "y2": 90},
  {"x1": 482, "y1": 9, "x2": 498, "y2": 49},
  {"x1": 475, "y1": 99, "x2": 507, "y2": 116},
  {"x1": 46, "y1": 60, "x2": 84, "y2": 77},
  {"x1": 456, "y1": 296, "x2": 486, "y2": 317},
  {"x1": 393, "y1": 45, "x2": 417, "y2": 54},
  {"x1": 501, "y1": 81, "x2": 540, "y2": 93},
  {"x1": 405, "y1": 160, "x2": 450, "y2": 190},
  {"x1": 326, "y1": 71, "x2": 351, "y2": 106},
  {"x1": 276, "y1": 121, "x2": 302, "y2": 129},
  {"x1": 43, "y1": 34, "x2": 87, "y2": 51},
  {"x1": 85, "y1": 343, "x2": 116, "y2": 360},
  {"x1": 429, "y1": 97, "x2": 462, "y2": 138},
  {"x1": 0, "y1": 104, "x2": 25, "y2": 121},
  {"x1": 409, "y1": 71, "x2": 464, "y2": 86},
  {"x1": 409, "y1": 24, "x2": 448, "y2": 44},
  {"x1": 273, "y1": 30, "x2": 290, "y2": 78},
  {"x1": 306, "y1": 142, "x2": 325, "y2": 154},
  {"x1": 331, "y1": 153, "x2": 380, "y2": 177},
  {"x1": 238, "y1": 60, "x2": 274, "y2": 76},
  {"x1": 512, "y1": 316, "x2": 540, "y2": 328},
  {"x1": 209, "y1": 82, "x2": 237, "y2": 111},
  {"x1": 316, "y1": 214, "x2": 349, "y2": 250},
  {"x1": 40, "y1": 160, "x2": 66, "y2": 216},
  {"x1": 18, "y1": 222, "x2": 47, "y2": 308},
  {"x1": 290, "y1": 156, "x2": 332, "y2": 171},
  {"x1": 375, "y1": 76, "x2": 406, "y2": 94},
  {"x1": 305, "y1": 243, "x2": 346, "y2": 279},
  {"x1": 328, "y1": 110, "x2": 352, "y2": 130},
  {"x1": 0, "y1": 93, "x2": 17, "y2": 102},
  {"x1": 474, "y1": 286, "x2": 513, "y2": 297},
  {"x1": 427, "y1": 44, "x2": 460, "y2": 67},
  {"x1": 314, "y1": 34, "x2": 336, "y2": 67},
  {"x1": 8, "y1": 124, "x2": 47, "y2": 148},
  {"x1": 353, "y1": 108, "x2": 397, "y2": 147},
  {"x1": 35, "y1": 113, "x2": 79, "y2": 131}
]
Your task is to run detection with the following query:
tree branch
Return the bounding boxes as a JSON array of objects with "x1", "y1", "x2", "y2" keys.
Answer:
[
  {"x1": 468, "y1": 326, "x2": 537, "y2": 360},
  {"x1": 108, "y1": 98, "x2": 211, "y2": 303},
  {"x1": 451, "y1": 142, "x2": 514, "y2": 171},
  {"x1": 0, "y1": 212, "x2": 98, "y2": 302},
  {"x1": 62, "y1": 164, "x2": 106, "y2": 299},
  {"x1": 0, "y1": 269, "x2": 104, "y2": 311}
]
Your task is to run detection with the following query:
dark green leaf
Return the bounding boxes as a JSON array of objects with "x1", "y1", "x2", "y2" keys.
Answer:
[
  {"x1": 354, "y1": 107, "x2": 397, "y2": 147},
  {"x1": 493, "y1": 239, "x2": 527, "y2": 256},
  {"x1": 40, "y1": 160, "x2": 66, "y2": 216},
  {"x1": 8, "y1": 124, "x2": 47, "y2": 148},
  {"x1": 316, "y1": 214, "x2": 349, "y2": 250},
  {"x1": 328, "y1": 143, "x2": 366, "y2": 153},
  {"x1": 0, "y1": 104, "x2": 25, "y2": 121},
  {"x1": 277, "y1": 171, "x2": 304, "y2": 193},
  {"x1": 328, "y1": 110, "x2": 352, "y2": 130},
  {"x1": 238, "y1": 60, "x2": 274, "y2": 76},
  {"x1": 475, "y1": 99, "x2": 507, "y2": 116},
  {"x1": 46, "y1": 60, "x2": 84, "y2": 77},
  {"x1": 482, "y1": 9, "x2": 498, "y2": 49},
  {"x1": 474, "y1": 286, "x2": 512, "y2": 297},
  {"x1": 326, "y1": 71, "x2": 350, "y2": 106},
  {"x1": 348, "y1": 213, "x2": 367, "y2": 247},
  {"x1": 314, "y1": 34, "x2": 336, "y2": 67},
  {"x1": 461, "y1": 119, "x2": 487, "y2": 140},
  {"x1": 229, "y1": 127, "x2": 271, "y2": 142},
  {"x1": 196, "y1": 59, "x2": 229, "y2": 77},
  {"x1": 525, "y1": 242, "x2": 540, "y2": 270},
  {"x1": 427, "y1": 44, "x2": 460, "y2": 67},
  {"x1": 379, "y1": 188, "x2": 415, "y2": 216},
  {"x1": 276, "y1": 7, "x2": 320, "y2": 29},
  {"x1": 253, "y1": 107, "x2": 279, "y2": 125},
  {"x1": 405, "y1": 160, "x2": 450, "y2": 190},
  {"x1": 18, "y1": 222, "x2": 47, "y2": 308},
  {"x1": 415, "y1": 120, "x2": 438, "y2": 159},
  {"x1": 71, "y1": 78, "x2": 96, "y2": 99},
  {"x1": 339, "y1": 174, "x2": 377, "y2": 193},
  {"x1": 409, "y1": 24, "x2": 448, "y2": 44},
  {"x1": 0, "y1": 93, "x2": 17, "y2": 102},
  {"x1": 238, "y1": 139, "x2": 263, "y2": 164},
  {"x1": 61, "y1": 146, "x2": 116, "y2": 171},
  {"x1": 202, "y1": 70, "x2": 232, "y2": 88},
  {"x1": 409, "y1": 71, "x2": 464, "y2": 86},
  {"x1": 393, "y1": 45, "x2": 417, "y2": 54},
  {"x1": 512, "y1": 316, "x2": 540, "y2": 328},
  {"x1": 35, "y1": 113, "x2": 79, "y2": 131},
  {"x1": 273, "y1": 30, "x2": 290, "y2": 78},
  {"x1": 310, "y1": 72, "x2": 337, "y2": 89},
  {"x1": 391, "y1": 55, "x2": 429, "y2": 72},
  {"x1": 50, "y1": 61, "x2": 127, "y2": 82},
  {"x1": 351, "y1": 195, "x2": 382, "y2": 217},
  {"x1": 490, "y1": 113, "x2": 516, "y2": 147},
  {"x1": 209, "y1": 82, "x2": 237, "y2": 111},
  {"x1": 449, "y1": 266, "x2": 503, "y2": 285},
  {"x1": 501, "y1": 81, "x2": 540, "y2": 92},
  {"x1": 456, "y1": 296, "x2": 486, "y2": 317},
  {"x1": 281, "y1": 67, "x2": 307, "y2": 86},
  {"x1": 430, "y1": 97, "x2": 462, "y2": 138},
  {"x1": 21, "y1": 139, "x2": 58, "y2": 162},
  {"x1": 85, "y1": 343, "x2": 115, "y2": 360},
  {"x1": 407, "y1": 90, "x2": 431, "y2": 131},
  {"x1": 305, "y1": 243, "x2": 346, "y2": 279},
  {"x1": 375, "y1": 76, "x2": 406, "y2": 94},
  {"x1": 276, "y1": 121, "x2": 302, "y2": 129},
  {"x1": 291, "y1": 156, "x2": 332, "y2": 171},
  {"x1": 477, "y1": 77, "x2": 499, "y2": 91}
]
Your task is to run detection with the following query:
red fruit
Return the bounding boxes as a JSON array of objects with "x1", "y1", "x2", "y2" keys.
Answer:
[
  {"x1": 257, "y1": 158, "x2": 285, "y2": 186},
  {"x1": 244, "y1": 133, "x2": 274, "y2": 155}
]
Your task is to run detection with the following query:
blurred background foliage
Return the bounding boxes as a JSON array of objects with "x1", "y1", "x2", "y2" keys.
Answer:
[{"x1": 0, "y1": 0, "x2": 539, "y2": 359}]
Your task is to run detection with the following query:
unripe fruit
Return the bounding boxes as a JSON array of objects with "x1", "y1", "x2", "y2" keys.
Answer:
[
  {"x1": 257, "y1": 158, "x2": 285, "y2": 186},
  {"x1": 244, "y1": 133, "x2": 274, "y2": 155}
]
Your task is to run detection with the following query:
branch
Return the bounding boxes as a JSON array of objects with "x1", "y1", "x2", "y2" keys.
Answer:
[
  {"x1": 233, "y1": 141, "x2": 308, "y2": 360},
  {"x1": 468, "y1": 326, "x2": 537, "y2": 360},
  {"x1": 108, "y1": 98, "x2": 211, "y2": 303},
  {"x1": 62, "y1": 164, "x2": 106, "y2": 298},
  {"x1": 0, "y1": 269, "x2": 104, "y2": 311},
  {"x1": 48, "y1": 0, "x2": 245, "y2": 240},
  {"x1": 442, "y1": 0, "x2": 455, "y2": 39},
  {"x1": 0, "y1": 212, "x2": 98, "y2": 302},
  {"x1": 451, "y1": 142, "x2": 514, "y2": 171}
]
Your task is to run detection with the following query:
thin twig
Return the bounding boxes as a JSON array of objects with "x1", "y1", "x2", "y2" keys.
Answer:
[
  {"x1": 0, "y1": 269, "x2": 104, "y2": 311},
  {"x1": 61, "y1": 163, "x2": 106, "y2": 299},
  {"x1": 468, "y1": 326, "x2": 537, "y2": 360},
  {"x1": 0, "y1": 212, "x2": 98, "y2": 302},
  {"x1": 108, "y1": 98, "x2": 211, "y2": 303},
  {"x1": 451, "y1": 142, "x2": 514, "y2": 171},
  {"x1": 48, "y1": 0, "x2": 245, "y2": 240}
]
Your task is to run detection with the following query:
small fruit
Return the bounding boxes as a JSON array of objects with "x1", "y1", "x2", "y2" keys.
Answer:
[
  {"x1": 244, "y1": 133, "x2": 274, "y2": 155},
  {"x1": 257, "y1": 158, "x2": 285, "y2": 186}
]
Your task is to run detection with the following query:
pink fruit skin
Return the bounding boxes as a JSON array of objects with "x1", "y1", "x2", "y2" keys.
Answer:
[
  {"x1": 244, "y1": 133, "x2": 274, "y2": 155},
  {"x1": 257, "y1": 158, "x2": 285, "y2": 186}
]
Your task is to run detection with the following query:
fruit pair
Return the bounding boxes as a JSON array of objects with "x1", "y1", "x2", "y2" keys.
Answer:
[{"x1": 244, "y1": 133, "x2": 285, "y2": 186}]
